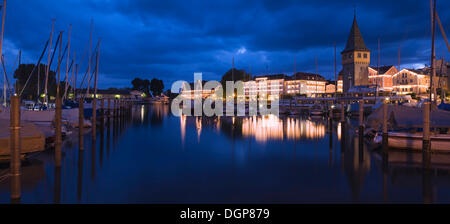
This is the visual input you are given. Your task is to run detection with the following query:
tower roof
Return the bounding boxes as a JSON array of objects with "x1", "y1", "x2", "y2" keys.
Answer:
[{"x1": 342, "y1": 15, "x2": 369, "y2": 53}]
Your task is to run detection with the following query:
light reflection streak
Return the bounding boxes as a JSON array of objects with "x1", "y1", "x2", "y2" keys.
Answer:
[
  {"x1": 196, "y1": 116, "x2": 202, "y2": 141},
  {"x1": 242, "y1": 115, "x2": 326, "y2": 142},
  {"x1": 337, "y1": 122, "x2": 342, "y2": 140},
  {"x1": 140, "y1": 105, "x2": 144, "y2": 123},
  {"x1": 180, "y1": 115, "x2": 186, "y2": 145}
]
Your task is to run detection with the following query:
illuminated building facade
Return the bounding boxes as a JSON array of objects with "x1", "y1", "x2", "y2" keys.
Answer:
[
  {"x1": 243, "y1": 73, "x2": 326, "y2": 97},
  {"x1": 244, "y1": 74, "x2": 286, "y2": 99},
  {"x1": 368, "y1": 65, "x2": 398, "y2": 92},
  {"x1": 180, "y1": 80, "x2": 219, "y2": 99},
  {"x1": 337, "y1": 75, "x2": 343, "y2": 92},
  {"x1": 288, "y1": 72, "x2": 326, "y2": 96},
  {"x1": 392, "y1": 69, "x2": 430, "y2": 95}
]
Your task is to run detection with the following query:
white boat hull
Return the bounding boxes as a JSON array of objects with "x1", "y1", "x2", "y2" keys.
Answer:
[{"x1": 387, "y1": 132, "x2": 450, "y2": 152}]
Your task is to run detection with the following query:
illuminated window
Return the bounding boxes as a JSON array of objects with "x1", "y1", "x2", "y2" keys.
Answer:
[
  {"x1": 363, "y1": 53, "x2": 367, "y2": 58},
  {"x1": 358, "y1": 53, "x2": 361, "y2": 58}
]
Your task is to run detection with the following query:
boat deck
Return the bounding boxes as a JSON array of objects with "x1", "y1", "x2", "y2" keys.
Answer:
[{"x1": 0, "y1": 119, "x2": 46, "y2": 156}]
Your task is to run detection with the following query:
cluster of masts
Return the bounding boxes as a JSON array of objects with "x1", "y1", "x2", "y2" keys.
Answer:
[{"x1": 0, "y1": 0, "x2": 101, "y2": 107}]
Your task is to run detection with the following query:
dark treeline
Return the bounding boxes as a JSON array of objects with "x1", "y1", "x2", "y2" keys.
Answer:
[
  {"x1": 131, "y1": 77, "x2": 164, "y2": 97},
  {"x1": 14, "y1": 63, "x2": 74, "y2": 101}
]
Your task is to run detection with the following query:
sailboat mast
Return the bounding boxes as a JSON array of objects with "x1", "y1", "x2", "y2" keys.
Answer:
[
  {"x1": 56, "y1": 31, "x2": 62, "y2": 97},
  {"x1": 376, "y1": 37, "x2": 380, "y2": 99},
  {"x1": 294, "y1": 55, "x2": 296, "y2": 75},
  {"x1": 232, "y1": 56, "x2": 234, "y2": 82},
  {"x1": 86, "y1": 19, "x2": 93, "y2": 98},
  {"x1": 0, "y1": 0, "x2": 6, "y2": 104},
  {"x1": 94, "y1": 39, "x2": 101, "y2": 99},
  {"x1": 334, "y1": 42, "x2": 337, "y2": 101},
  {"x1": 37, "y1": 60, "x2": 40, "y2": 100},
  {"x1": 74, "y1": 63, "x2": 78, "y2": 99},
  {"x1": 64, "y1": 24, "x2": 71, "y2": 100},
  {"x1": 315, "y1": 55, "x2": 318, "y2": 96},
  {"x1": 44, "y1": 19, "x2": 55, "y2": 105},
  {"x1": 430, "y1": 0, "x2": 436, "y2": 103},
  {"x1": 64, "y1": 52, "x2": 75, "y2": 100}
]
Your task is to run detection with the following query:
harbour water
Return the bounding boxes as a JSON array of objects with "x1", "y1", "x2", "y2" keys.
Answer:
[{"x1": 0, "y1": 103, "x2": 449, "y2": 203}]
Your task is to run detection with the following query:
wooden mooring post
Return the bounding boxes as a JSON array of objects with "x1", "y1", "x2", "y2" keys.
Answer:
[
  {"x1": 114, "y1": 99, "x2": 117, "y2": 118},
  {"x1": 78, "y1": 98, "x2": 84, "y2": 150},
  {"x1": 340, "y1": 101, "x2": 345, "y2": 122},
  {"x1": 100, "y1": 98, "x2": 104, "y2": 120},
  {"x1": 55, "y1": 96, "x2": 62, "y2": 167},
  {"x1": 423, "y1": 101, "x2": 431, "y2": 169},
  {"x1": 10, "y1": 95, "x2": 21, "y2": 201},
  {"x1": 107, "y1": 98, "x2": 111, "y2": 118},
  {"x1": 358, "y1": 99, "x2": 364, "y2": 163},
  {"x1": 92, "y1": 97, "x2": 97, "y2": 140},
  {"x1": 382, "y1": 100, "x2": 388, "y2": 148}
]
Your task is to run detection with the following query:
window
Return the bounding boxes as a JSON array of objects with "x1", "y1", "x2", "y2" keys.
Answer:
[
  {"x1": 363, "y1": 53, "x2": 367, "y2": 58},
  {"x1": 358, "y1": 53, "x2": 361, "y2": 58}
]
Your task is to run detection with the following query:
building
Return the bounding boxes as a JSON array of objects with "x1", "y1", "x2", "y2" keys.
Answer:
[
  {"x1": 244, "y1": 74, "x2": 286, "y2": 99},
  {"x1": 180, "y1": 80, "x2": 219, "y2": 99},
  {"x1": 290, "y1": 72, "x2": 326, "y2": 96},
  {"x1": 243, "y1": 72, "x2": 326, "y2": 97},
  {"x1": 337, "y1": 74, "x2": 343, "y2": 92},
  {"x1": 340, "y1": 14, "x2": 370, "y2": 92},
  {"x1": 435, "y1": 59, "x2": 449, "y2": 91},
  {"x1": 368, "y1": 65, "x2": 398, "y2": 92},
  {"x1": 325, "y1": 82, "x2": 337, "y2": 93},
  {"x1": 75, "y1": 88, "x2": 133, "y2": 99},
  {"x1": 392, "y1": 69, "x2": 430, "y2": 95}
]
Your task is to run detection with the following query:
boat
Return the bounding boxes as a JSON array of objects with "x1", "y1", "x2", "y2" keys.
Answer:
[
  {"x1": 309, "y1": 103, "x2": 324, "y2": 116},
  {"x1": 374, "y1": 131, "x2": 450, "y2": 152},
  {"x1": 347, "y1": 101, "x2": 372, "y2": 116}
]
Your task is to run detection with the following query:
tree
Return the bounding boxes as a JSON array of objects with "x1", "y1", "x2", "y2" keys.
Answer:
[
  {"x1": 218, "y1": 68, "x2": 251, "y2": 98},
  {"x1": 150, "y1": 78, "x2": 164, "y2": 96},
  {"x1": 220, "y1": 68, "x2": 251, "y2": 87},
  {"x1": 13, "y1": 64, "x2": 58, "y2": 101},
  {"x1": 131, "y1": 77, "x2": 150, "y2": 95}
]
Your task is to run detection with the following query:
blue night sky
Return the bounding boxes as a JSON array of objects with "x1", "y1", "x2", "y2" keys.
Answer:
[{"x1": 2, "y1": 0, "x2": 450, "y2": 89}]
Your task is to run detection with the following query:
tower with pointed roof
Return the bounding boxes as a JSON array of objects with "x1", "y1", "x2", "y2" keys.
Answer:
[{"x1": 340, "y1": 12, "x2": 370, "y2": 92}]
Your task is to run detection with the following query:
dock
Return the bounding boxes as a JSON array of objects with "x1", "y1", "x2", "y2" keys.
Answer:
[{"x1": 0, "y1": 119, "x2": 46, "y2": 157}]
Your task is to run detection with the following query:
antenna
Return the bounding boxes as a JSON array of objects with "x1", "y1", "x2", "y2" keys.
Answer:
[
  {"x1": 315, "y1": 54, "x2": 318, "y2": 74},
  {"x1": 232, "y1": 56, "x2": 234, "y2": 82},
  {"x1": 294, "y1": 55, "x2": 296, "y2": 75},
  {"x1": 334, "y1": 42, "x2": 337, "y2": 98}
]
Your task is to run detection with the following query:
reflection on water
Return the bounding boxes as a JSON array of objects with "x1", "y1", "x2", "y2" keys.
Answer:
[
  {"x1": 196, "y1": 117, "x2": 202, "y2": 141},
  {"x1": 242, "y1": 115, "x2": 284, "y2": 142},
  {"x1": 182, "y1": 114, "x2": 327, "y2": 143},
  {"x1": 0, "y1": 103, "x2": 450, "y2": 203},
  {"x1": 337, "y1": 122, "x2": 342, "y2": 140}
]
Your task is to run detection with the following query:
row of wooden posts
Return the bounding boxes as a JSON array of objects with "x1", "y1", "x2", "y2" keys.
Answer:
[{"x1": 8, "y1": 95, "x2": 133, "y2": 201}]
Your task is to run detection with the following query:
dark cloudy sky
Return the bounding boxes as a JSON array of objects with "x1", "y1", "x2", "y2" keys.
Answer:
[{"x1": 2, "y1": 0, "x2": 450, "y2": 89}]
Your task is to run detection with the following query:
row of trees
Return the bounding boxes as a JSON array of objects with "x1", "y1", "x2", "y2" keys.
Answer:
[{"x1": 131, "y1": 78, "x2": 165, "y2": 97}]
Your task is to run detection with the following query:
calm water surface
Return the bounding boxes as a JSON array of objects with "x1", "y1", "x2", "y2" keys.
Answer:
[{"x1": 1, "y1": 104, "x2": 450, "y2": 203}]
